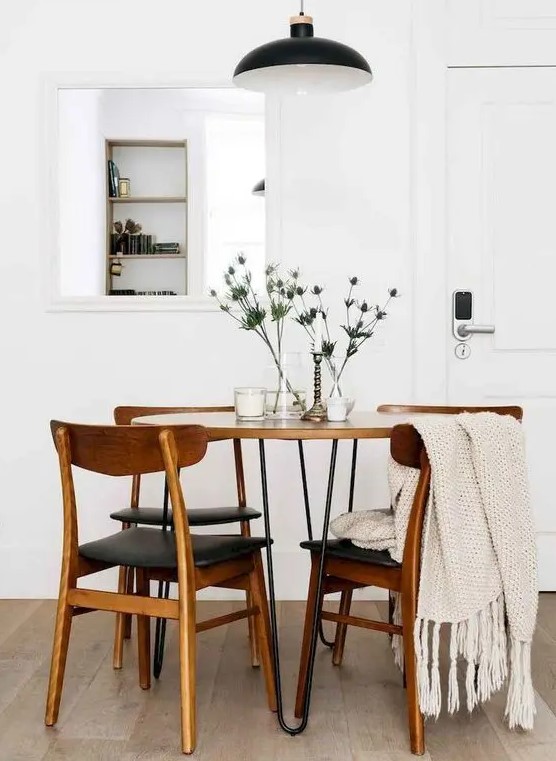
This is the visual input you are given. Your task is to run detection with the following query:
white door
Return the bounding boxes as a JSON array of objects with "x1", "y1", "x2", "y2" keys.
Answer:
[{"x1": 447, "y1": 66, "x2": 556, "y2": 590}]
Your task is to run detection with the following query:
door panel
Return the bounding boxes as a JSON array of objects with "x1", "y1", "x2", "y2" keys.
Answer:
[
  {"x1": 447, "y1": 67, "x2": 556, "y2": 588},
  {"x1": 448, "y1": 0, "x2": 556, "y2": 65}
]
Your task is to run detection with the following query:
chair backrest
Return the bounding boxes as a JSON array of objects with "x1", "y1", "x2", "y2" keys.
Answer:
[
  {"x1": 378, "y1": 403, "x2": 523, "y2": 421},
  {"x1": 388, "y1": 423, "x2": 431, "y2": 597},
  {"x1": 50, "y1": 421, "x2": 208, "y2": 578},
  {"x1": 113, "y1": 405, "x2": 247, "y2": 509},
  {"x1": 390, "y1": 423, "x2": 426, "y2": 469},
  {"x1": 50, "y1": 421, "x2": 208, "y2": 475},
  {"x1": 113, "y1": 405, "x2": 234, "y2": 425}
]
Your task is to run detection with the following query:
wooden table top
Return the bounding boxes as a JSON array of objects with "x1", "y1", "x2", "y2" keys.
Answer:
[{"x1": 132, "y1": 410, "x2": 412, "y2": 441}]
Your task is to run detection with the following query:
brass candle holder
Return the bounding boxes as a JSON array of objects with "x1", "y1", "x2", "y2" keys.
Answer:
[{"x1": 301, "y1": 352, "x2": 327, "y2": 422}]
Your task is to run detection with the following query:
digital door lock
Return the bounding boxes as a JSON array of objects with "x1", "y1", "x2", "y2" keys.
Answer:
[{"x1": 452, "y1": 290, "x2": 495, "y2": 341}]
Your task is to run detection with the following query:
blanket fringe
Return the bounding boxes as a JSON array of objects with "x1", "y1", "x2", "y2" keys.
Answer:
[
  {"x1": 391, "y1": 592, "x2": 404, "y2": 671},
  {"x1": 413, "y1": 594, "x2": 532, "y2": 727},
  {"x1": 448, "y1": 624, "x2": 459, "y2": 713},
  {"x1": 505, "y1": 638, "x2": 536, "y2": 730}
]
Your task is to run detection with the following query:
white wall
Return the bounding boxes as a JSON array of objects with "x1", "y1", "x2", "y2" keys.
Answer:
[
  {"x1": 58, "y1": 89, "x2": 105, "y2": 295},
  {"x1": 0, "y1": 0, "x2": 413, "y2": 598}
]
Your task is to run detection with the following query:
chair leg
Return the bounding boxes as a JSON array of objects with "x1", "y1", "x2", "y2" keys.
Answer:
[
  {"x1": 294, "y1": 553, "x2": 322, "y2": 719},
  {"x1": 332, "y1": 589, "x2": 353, "y2": 666},
  {"x1": 45, "y1": 584, "x2": 73, "y2": 726},
  {"x1": 241, "y1": 522, "x2": 260, "y2": 668},
  {"x1": 124, "y1": 566, "x2": 134, "y2": 638},
  {"x1": 249, "y1": 552, "x2": 277, "y2": 712},
  {"x1": 113, "y1": 565, "x2": 128, "y2": 669},
  {"x1": 135, "y1": 568, "x2": 151, "y2": 691},
  {"x1": 178, "y1": 582, "x2": 197, "y2": 754},
  {"x1": 401, "y1": 591, "x2": 425, "y2": 755}
]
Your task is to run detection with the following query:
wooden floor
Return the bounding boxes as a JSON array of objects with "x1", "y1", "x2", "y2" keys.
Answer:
[{"x1": 1, "y1": 597, "x2": 556, "y2": 760}]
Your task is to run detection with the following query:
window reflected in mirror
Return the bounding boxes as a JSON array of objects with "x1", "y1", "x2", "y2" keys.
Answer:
[{"x1": 57, "y1": 88, "x2": 265, "y2": 298}]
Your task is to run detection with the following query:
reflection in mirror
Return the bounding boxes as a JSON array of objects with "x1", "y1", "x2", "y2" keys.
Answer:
[{"x1": 57, "y1": 88, "x2": 265, "y2": 298}]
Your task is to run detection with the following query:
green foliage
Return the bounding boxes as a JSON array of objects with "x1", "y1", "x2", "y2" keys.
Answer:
[
  {"x1": 209, "y1": 255, "x2": 297, "y2": 371},
  {"x1": 290, "y1": 277, "x2": 399, "y2": 386},
  {"x1": 209, "y1": 256, "x2": 399, "y2": 393}
]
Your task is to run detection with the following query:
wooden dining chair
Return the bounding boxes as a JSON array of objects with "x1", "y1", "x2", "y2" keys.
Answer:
[
  {"x1": 111, "y1": 405, "x2": 262, "y2": 673},
  {"x1": 45, "y1": 421, "x2": 276, "y2": 755},
  {"x1": 295, "y1": 405, "x2": 523, "y2": 756}
]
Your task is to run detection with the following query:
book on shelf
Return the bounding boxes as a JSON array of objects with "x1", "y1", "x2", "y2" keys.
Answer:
[
  {"x1": 107, "y1": 160, "x2": 120, "y2": 198},
  {"x1": 153, "y1": 242, "x2": 180, "y2": 254},
  {"x1": 110, "y1": 232, "x2": 119, "y2": 256}
]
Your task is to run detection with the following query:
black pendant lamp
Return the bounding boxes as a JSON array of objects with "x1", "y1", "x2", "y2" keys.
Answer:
[
  {"x1": 252, "y1": 178, "x2": 265, "y2": 196},
  {"x1": 233, "y1": 2, "x2": 372, "y2": 95}
]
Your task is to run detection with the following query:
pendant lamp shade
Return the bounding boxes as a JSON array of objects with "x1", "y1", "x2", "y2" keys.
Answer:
[
  {"x1": 252, "y1": 178, "x2": 265, "y2": 196},
  {"x1": 233, "y1": 14, "x2": 372, "y2": 95}
]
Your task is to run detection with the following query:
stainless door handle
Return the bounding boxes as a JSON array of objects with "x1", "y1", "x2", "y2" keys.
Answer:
[{"x1": 457, "y1": 324, "x2": 495, "y2": 338}]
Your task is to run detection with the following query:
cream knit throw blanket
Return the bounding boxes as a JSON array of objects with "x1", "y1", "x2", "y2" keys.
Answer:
[{"x1": 330, "y1": 413, "x2": 538, "y2": 730}]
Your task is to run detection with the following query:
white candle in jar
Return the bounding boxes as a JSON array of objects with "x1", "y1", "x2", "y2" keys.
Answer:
[
  {"x1": 313, "y1": 311, "x2": 323, "y2": 352},
  {"x1": 234, "y1": 388, "x2": 266, "y2": 419}
]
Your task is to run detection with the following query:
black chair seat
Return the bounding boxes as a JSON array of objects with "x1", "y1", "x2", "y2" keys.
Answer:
[
  {"x1": 110, "y1": 506, "x2": 262, "y2": 527},
  {"x1": 79, "y1": 527, "x2": 268, "y2": 569},
  {"x1": 300, "y1": 538, "x2": 401, "y2": 568}
]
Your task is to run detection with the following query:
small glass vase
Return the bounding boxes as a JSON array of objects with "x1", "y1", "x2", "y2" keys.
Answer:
[
  {"x1": 326, "y1": 359, "x2": 355, "y2": 415},
  {"x1": 264, "y1": 352, "x2": 307, "y2": 419},
  {"x1": 327, "y1": 360, "x2": 344, "y2": 398}
]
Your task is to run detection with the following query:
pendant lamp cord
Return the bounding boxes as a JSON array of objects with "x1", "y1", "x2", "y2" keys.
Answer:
[{"x1": 300, "y1": 0, "x2": 304, "y2": 15}]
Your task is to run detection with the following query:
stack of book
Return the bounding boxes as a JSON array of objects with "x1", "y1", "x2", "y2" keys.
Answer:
[
  {"x1": 110, "y1": 233, "x2": 155, "y2": 255},
  {"x1": 137, "y1": 290, "x2": 177, "y2": 296},
  {"x1": 109, "y1": 288, "x2": 177, "y2": 296},
  {"x1": 153, "y1": 242, "x2": 180, "y2": 255}
]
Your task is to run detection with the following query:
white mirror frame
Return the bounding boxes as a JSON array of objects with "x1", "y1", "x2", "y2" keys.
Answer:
[{"x1": 42, "y1": 73, "x2": 281, "y2": 312}]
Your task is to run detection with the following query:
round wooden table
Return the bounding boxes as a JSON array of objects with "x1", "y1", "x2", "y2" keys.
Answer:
[
  {"x1": 134, "y1": 410, "x2": 407, "y2": 439},
  {"x1": 134, "y1": 410, "x2": 408, "y2": 734}
]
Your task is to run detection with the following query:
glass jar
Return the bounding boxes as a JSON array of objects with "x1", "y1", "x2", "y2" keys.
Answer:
[
  {"x1": 234, "y1": 387, "x2": 266, "y2": 420},
  {"x1": 264, "y1": 352, "x2": 308, "y2": 419}
]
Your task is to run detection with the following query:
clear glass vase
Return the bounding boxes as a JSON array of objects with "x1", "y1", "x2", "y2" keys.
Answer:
[
  {"x1": 325, "y1": 359, "x2": 355, "y2": 415},
  {"x1": 264, "y1": 352, "x2": 307, "y2": 419},
  {"x1": 326, "y1": 359, "x2": 344, "y2": 398}
]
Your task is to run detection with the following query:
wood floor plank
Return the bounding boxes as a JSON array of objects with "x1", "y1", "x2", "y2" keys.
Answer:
[
  {"x1": 482, "y1": 690, "x2": 556, "y2": 755},
  {"x1": 426, "y1": 704, "x2": 512, "y2": 761},
  {"x1": 0, "y1": 600, "x2": 42, "y2": 647},
  {"x1": 0, "y1": 603, "x2": 113, "y2": 761},
  {"x1": 191, "y1": 601, "x2": 280, "y2": 760},
  {"x1": 508, "y1": 744, "x2": 556, "y2": 761},
  {"x1": 528, "y1": 618, "x2": 556, "y2": 719},
  {"x1": 339, "y1": 601, "x2": 425, "y2": 756},
  {"x1": 41, "y1": 738, "x2": 127, "y2": 761},
  {"x1": 0, "y1": 657, "x2": 40, "y2": 716},
  {"x1": 123, "y1": 601, "x2": 232, "y2": 759},
  {"x1": 59, "y1": 642, "x2": 148, "y2": 741},
  {"x1": 536, "y1": 593, "x2": 556, "y2": 644},
  {"x1": 353, "y1": 753, "x2": 432, "y2": 761},
  {"x1": 271, "y1": 600, "x2": 352, "y2": 761}
]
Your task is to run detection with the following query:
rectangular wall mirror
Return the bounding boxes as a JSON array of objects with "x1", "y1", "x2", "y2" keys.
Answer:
[{"x1": 55, "y1": 87, "x2": 266, "y2": 303}]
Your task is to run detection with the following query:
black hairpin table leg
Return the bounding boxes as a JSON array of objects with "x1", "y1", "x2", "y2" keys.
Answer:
[
  {"x1": 348, "y1": 439, "x2": 358, "y2": 513},
  {"x1": 297, "y1": 440, "x2": 335, "y2": 649},
  {"x1": 260, "y1": 438, "x2": 338, "y2": 734}
]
